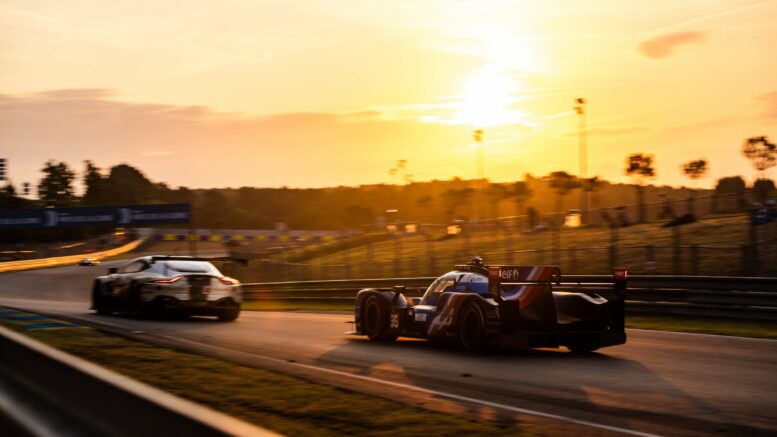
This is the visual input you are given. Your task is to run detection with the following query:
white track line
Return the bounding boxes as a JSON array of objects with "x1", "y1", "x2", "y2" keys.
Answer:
[
  {"x1": 156, "y1": 334, "x2": 663, "y2": 437},
  {"x1": 9, "y1": 306, "x2": 663, "y2": 437},
  {"x1": 629, "y1": 328, "x2": 777, "y2": 342}
]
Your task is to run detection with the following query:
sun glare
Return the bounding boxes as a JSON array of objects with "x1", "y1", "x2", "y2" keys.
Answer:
[{"x1": 455, "y1": 69, "x2": 524, "y2": 127}]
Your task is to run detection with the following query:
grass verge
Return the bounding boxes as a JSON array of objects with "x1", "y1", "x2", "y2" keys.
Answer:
[
  {"x1": 626, "y1": 315, "x2": 777, "y2": 339},
  {"x1": 242, "y1": 300, "x2": 352, "y2": 312},
  {"x1": 242, "y1": 301, "x2": 777, "y2": 339},
  {"x1": 0, "y1": 313, "x2": 529, "y2": 436}
]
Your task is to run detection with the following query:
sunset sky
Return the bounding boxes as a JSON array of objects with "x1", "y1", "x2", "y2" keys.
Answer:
[{"x1": 1, "y1": 0, "x2": 776, "y2": 191}]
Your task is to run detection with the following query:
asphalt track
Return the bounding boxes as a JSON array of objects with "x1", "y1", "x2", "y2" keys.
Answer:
[{"x1": 1, "y1": 261, "x2": 775, "y2": 436}]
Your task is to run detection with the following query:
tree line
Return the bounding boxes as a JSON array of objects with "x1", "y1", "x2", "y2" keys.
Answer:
[{"x1": 1, "y1": 136, "x2": 775, "y2": 242}]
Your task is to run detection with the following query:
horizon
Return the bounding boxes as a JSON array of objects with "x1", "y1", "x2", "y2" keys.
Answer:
[{"x1": 2, "y1": 0, "x2": 776, "y2": 191}]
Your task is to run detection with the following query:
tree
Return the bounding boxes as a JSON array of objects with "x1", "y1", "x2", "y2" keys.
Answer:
[
  {"x1": 742, "y1": 136, "x2": 776, "y2": 179},
  {"x1": 485, "y1": 184, "x2": 507, "y2": 219},
  {"x1": 511, "y1": 180, "x2": 532, "y2": 217},
  {"x1": 548, "y1": 171, "x2": 580, "y2": 213},
  {"x1": 38, "y1": 160, "x2": 76, "y2": 207},
  {"x1": 458, "y1": 188, "x2": 476, "y2": 221},
  {"x1": 105, "y1": 164, "x2": 156, "y2": 204},
  {"x1": 714, "y1": 176, "x2": 747, "y2": 212},
  {"x1": 753, "y1": 179, "x2": 776, "y2": 203},
  {"x1": 82, "y1": 160, "x2": 109, "y2": 206},
  {"x1": 681, "y1": 159, "x2": 708, "y2": 181},
  {"x1": 441, "y1": 189, "x2": 460, "y2": 222},
  {"x1": 584, "y1": 176, "x2": 606, "y2": 209},
  {"x1": 624, "y1": 153, "x2": 656, "y2": 223},
  {"x1": 416, "y1": 195, "x2": 434, "y2": 222},
  {"x1": 441, "y1": 188, "x2": 475, "y2": 221},
  {"x1": 681, "y1": 159, "x2": 708, "y2": 215}
]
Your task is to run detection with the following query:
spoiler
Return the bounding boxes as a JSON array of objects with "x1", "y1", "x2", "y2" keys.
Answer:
[
  {"x1": 485, "y1": 265, "x2": 628, "y2": 301},
  {"x1": 486, "y1": 265, "x2": 562, "y2": 301},
  {"x1": 149, "y1": 255, "x2": 249, "y2": 266}
]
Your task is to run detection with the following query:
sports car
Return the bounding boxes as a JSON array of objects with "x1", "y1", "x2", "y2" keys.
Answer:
[
  {"x1": 78, "y1": 258, "x2": 101, "y2": 266},
  {"x1": 90, "y1": 255, "x2": 242, "y2": 321},
  {"x1": 353, "y1": 257, "x2": 627, "y2": 352}
]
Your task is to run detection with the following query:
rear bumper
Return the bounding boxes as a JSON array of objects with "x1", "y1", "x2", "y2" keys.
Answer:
[{"x1": 148, "y1": 296, "x2": 240, "y2": 315}]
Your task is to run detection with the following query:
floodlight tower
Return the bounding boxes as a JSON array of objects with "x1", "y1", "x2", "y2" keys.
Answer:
[
  {"x1": 473, "y1": 129, "x2": 485, "y2": 224},
  {"x1": 574, "y1": 98, "x2": 588, "y2": 224}
]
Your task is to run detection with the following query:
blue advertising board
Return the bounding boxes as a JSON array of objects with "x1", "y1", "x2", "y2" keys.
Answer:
[{"x1": 0, "y1": 203, "x2": 191, "y2": 229}]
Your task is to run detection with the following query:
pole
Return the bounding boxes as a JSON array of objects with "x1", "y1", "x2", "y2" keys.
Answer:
[
  {"x1": 473, "y1": 130, "x2": 485, "y2": 225},
  {"x1": 575, "y1": 98, "x2": 588, "y2": 225},
  {"x1": 188, "y1": 195, "x2": 198, "y2": 257}
]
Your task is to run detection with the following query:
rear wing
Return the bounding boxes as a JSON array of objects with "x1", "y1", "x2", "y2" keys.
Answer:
[{"x1": 485, "y1": 265, "x2": 628, "y2": 301}]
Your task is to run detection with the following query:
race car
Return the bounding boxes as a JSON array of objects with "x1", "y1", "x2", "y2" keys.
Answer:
[
  {"x1": 353, "y1": 257, "x2": 627, "y2": 352},
  {"x1": 90, "y1": 255, "x2": 242, "y2": 321},
  {"x1": 78, "y1": 258, "x2": 101, "y2": 266}
]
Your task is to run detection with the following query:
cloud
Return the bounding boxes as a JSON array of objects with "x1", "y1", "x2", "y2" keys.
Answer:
[
  {"x1": 563, "y1": 127, "x2": 646, "y2": 138},
  {"x1": 637, "y1": 31, "x2": 705, "y2": 59},
  {"x1": 35, "y1": 88, "x2": 118, "y2": 99},
  {"x1": 0, "y1": 88, "x2": 470, "y2": 189},
  {"x1": 757, "y1": 91, "x2": 777, "y2": 118}
]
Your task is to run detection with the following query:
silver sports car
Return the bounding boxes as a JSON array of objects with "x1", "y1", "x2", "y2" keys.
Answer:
[{"x1": 91, "y1": 255, "x2": 242, "y2": 321}]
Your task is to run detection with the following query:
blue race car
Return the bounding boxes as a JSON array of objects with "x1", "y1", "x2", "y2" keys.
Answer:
[{"x1": 353, "y1": 257, "x2": 627, "y2": 352}]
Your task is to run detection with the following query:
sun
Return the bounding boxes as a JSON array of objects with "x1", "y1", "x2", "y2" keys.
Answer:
[{"x1": 455, "y1": 69, "x2": 523, "y2": 127}]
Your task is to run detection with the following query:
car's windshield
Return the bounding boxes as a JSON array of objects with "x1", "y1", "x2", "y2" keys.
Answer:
[
  {"x1": 421, "y1": 276, "x2": 456, "y2": 306},
  {"x1": 159, "y1": 261, "x2": 221, "y2": 276}
]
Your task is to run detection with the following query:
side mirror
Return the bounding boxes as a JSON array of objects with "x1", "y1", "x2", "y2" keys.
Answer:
[{"x1": 108, "y1": 267, "x2": 118, "y2": 275}]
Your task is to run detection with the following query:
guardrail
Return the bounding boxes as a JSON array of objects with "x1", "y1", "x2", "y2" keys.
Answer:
[
  {"x1": 242, "y1": 275, "x2": 777, "y2": 321},
  {"x1": 0, "y1": 325, "x2": 276, "y2": 436},
  {"x1": 0, "y1": 238, "x2": 145, "y2": 273}
]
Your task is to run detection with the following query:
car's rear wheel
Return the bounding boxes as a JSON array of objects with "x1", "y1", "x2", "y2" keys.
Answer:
[
  {"x1": 459, "y1": 301, "x2": 487, "y2": 351},
  {"x1": 362, "y1": 295, "x2": 397, "y2": 342},
  {"x1": 218, "y1": 303, "x2": 241, "y2": 322},
  {"x1": 127, "y1": 284, "x2": 147, "y2": 318}
]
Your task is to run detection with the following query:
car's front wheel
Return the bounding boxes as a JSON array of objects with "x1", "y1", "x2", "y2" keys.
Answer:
[{"x1": 92, "y1": 282, "x2": 112, "y2": 315}]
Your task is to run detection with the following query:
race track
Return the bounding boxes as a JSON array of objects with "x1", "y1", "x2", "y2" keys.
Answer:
[{"x1": 1, "y1": 262, "x2": 775, "y2": 436}]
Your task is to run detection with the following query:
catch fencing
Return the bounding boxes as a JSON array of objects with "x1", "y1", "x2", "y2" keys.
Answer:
[{"x1": 240, "y1": 275, "x2": 777, "y2": 321}]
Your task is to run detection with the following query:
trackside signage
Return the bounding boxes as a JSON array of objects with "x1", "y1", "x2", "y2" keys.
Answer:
[{"x1": 0, "y1": 203, "x2": 190, "y2": 229}]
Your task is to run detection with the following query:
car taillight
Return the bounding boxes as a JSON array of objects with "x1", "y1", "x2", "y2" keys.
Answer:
[
  {"x1": 153, "y1": 276, "x2": 184, "y2": 284},
  {"x1": 219, "y1": 277, "x2": 239, "y2": 285}
]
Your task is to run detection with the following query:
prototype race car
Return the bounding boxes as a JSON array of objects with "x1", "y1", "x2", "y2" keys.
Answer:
[
  {"x1": 353, "y1": 257, "x2": 627, "y2": 352},
  {"x1": 90, "y1": 255, "x2": 242, "y2": 321}
]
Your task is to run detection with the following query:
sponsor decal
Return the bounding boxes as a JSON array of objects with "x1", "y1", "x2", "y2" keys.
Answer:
[
  {"x1": 414, "y1": 312, "x2": 427, "y2": 322},
  {"x1": 390, "y1": 312, "x2": 399, "y2": 329},
  {"x1": 499, "y1": 268, "x2": 521, "y2": 281}
]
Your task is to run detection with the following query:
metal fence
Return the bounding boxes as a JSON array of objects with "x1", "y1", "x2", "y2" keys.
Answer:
[{"x1": 240, "y1": 275, "x2": 777, "y2": 321}]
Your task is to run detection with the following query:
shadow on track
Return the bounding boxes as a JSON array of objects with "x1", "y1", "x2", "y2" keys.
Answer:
[{"x1": 311, "y1": 337, "x2": 766, "y2": 436}]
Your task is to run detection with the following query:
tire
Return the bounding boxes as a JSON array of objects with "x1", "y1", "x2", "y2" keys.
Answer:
[
  {"x1": 127, "y1": 283, "x2": 147, "y2": 318},
  {"x1": 361, "y1": 295, "x2": 397, "y2": 342},
  {"x1": 458, "y1": 301, "x2": 487, "y2": 351},
  {"x1": 218, "y1": 304, "x2": 241, "y2": 322},
  {"x1": 92, "y1": 282, "x2": 112, "y2": 315}
]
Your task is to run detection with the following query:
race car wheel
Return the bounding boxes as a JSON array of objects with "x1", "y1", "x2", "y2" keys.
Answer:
[
  {"x1": 127, "y1": 283, "x2": 147, "y2": 319},
  {"x1": 218, "y1": 304, "x2": 241, "y2": 322},
  {"x1": 362, "y1": 295, "x2": 397, "y2": 342},
  {"x1": 459, "y1": 301, "x2": 487, "y2": 351},
  {"x1": 92, "y1": 282, "x2": 112, "y2": 315}
]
